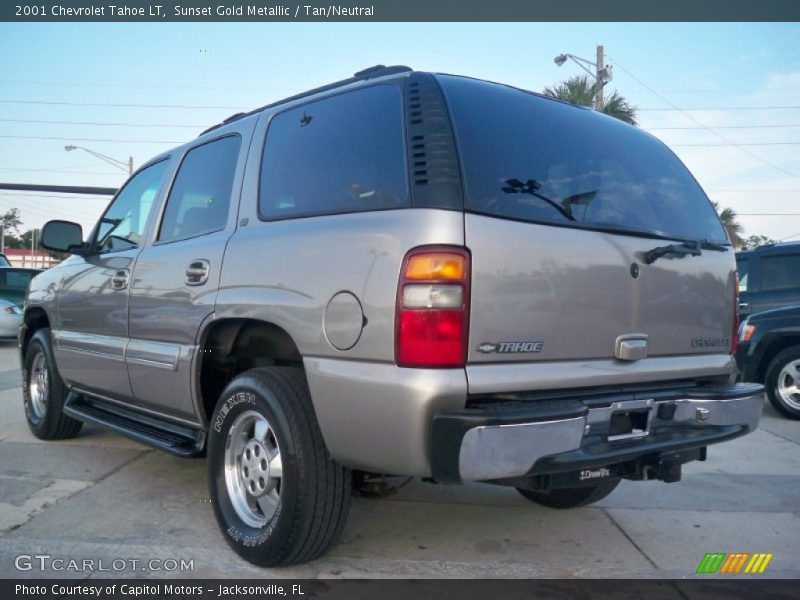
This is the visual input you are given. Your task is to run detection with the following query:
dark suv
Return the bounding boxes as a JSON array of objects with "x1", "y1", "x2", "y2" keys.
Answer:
[{"x1": 736, "y1": 242, "x2": 800, "y2": 318}]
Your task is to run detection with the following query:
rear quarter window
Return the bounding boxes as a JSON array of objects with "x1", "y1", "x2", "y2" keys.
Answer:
[
  {"x1": 438, "y1": 75, "x2": 728, "y2": 243},
  {"x1": 259, "y1": 84, "x2": 408, "y2": 220}
]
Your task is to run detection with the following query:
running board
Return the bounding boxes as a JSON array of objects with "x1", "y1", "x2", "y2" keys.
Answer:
[{"x1": 63, "y1": 392, "x2": 205, "y2": 457}]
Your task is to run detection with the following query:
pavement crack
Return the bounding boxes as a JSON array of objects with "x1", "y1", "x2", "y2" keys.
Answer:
[
  {"x1": 761, "y1": 427, "x2": 799, "y2": 445},
  {"x1": 601, "y1": 508, "x2": 658, "y2": 569}
]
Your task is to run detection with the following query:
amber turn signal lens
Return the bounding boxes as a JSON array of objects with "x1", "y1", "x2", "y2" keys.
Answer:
[
  {"x1": 405, "y1": 253, "x2": 466, "y2": 281},
  {"x1": 742, "y1": 324, "x2": 756, "y2": 343}
]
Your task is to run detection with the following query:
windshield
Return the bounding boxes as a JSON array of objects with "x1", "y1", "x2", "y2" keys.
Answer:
[{"x1": 438, "y1": 75, "x2": 728, "y2": 244}]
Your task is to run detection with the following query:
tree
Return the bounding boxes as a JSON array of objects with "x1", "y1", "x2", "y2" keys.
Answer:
[
  {"x1": 1, "y1": 208, "x2": 23, "y2": 251},
  {"x1": 543, "y1": 75, "x2": 638, "y2": 125},
  {"x1": 711, "y1": 202, "x2": 745, "y2": 248},
  {"x1": 742, "y1": 234, "x2": 776, "y2": 249}
]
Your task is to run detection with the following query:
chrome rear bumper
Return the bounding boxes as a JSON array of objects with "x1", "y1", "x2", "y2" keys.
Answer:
[{"x1": 431, "y1": 383, "x2": 764, "y2": 483}]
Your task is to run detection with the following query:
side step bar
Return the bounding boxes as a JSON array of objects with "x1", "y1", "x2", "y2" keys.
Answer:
[{"x1": 63, "y1": 392, "x2": 205, "y2": 457}]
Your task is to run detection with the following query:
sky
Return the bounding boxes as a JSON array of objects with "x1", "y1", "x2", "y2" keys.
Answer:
[{"x1": 1, "y1": 22, "x2": 799, "y2": 244}]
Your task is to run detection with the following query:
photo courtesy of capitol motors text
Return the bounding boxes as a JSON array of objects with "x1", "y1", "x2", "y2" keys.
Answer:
[
  {"x1": 31, "y1": 4, "x2": 376, "y2": 18},
  {"x1": 15, "y1": 583, "x2": 307, "y2": 598}
]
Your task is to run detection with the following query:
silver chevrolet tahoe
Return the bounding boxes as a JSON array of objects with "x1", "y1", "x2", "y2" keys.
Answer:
[{"x1": 20, "y1": 65, "x2": 763, "y2": 567}]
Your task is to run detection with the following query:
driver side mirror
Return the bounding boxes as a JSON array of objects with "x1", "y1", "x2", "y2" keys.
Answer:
[{"x1": 40, "y1": 220, "x2": 88, "y2": 255}]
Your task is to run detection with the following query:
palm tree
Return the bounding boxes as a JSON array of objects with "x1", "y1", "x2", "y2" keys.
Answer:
[
  {"x1": 712, "y1": 202, "x2": 745, "y2": 247},
  {"x1": 543, "y1": 75, "x2": 638, "y2": 125}
]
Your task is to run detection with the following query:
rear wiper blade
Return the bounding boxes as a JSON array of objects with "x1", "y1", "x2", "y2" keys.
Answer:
[
  {"x1": 502, "y1": 178, "x2": 576, "y2": 221},
  {"x1": 643, "y1": 240, "x2": 728, "y2": 265}
]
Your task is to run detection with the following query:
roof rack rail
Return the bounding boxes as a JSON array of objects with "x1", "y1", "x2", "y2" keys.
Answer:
[{"x1": 199, "y1": 65, "x2": 412, "y2": 137}]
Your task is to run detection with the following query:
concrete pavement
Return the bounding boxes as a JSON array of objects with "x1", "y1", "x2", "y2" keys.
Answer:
[{"x1": 0, "y1": 340, "x2": 798, "y2": 579}]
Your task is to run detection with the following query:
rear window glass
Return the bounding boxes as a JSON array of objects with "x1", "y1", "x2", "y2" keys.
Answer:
[
  {"x1": 438, "y1": 75, "x2": 728, "y2": 243},
  {"x1": 760, "y1": 254, "x2": 800, "y2": 291},
  {"x1": 0, "y1": 270, "x2": 36, "y2": 290},
  {"x1": 259, "y1": 84, "x2": 408, "y2": 220}
]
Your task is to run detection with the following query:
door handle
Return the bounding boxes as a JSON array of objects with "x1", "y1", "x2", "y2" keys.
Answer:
[
  {"x1": 111, "y1": 269, "x2": 129, "y2": 290},
  {"x1": 739, "y1": 302, "x2": 749, "y2": 310},
  {"x1": 186, "y1": 259, "x2": 210, "y2": 286}
]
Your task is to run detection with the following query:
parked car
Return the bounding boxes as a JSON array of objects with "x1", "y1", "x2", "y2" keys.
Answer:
[
  {"x1": 736, "y1": 305, "x2": 800, "y2": 419},
  {"x1": 0, "y1": 252, "x2": 11, "y2": 267},
  {"x1": 0, "y1": 268, "x2": 41, "y2": 339},
  {"x1": 0, "y1": 299, "x2": 23, "y2": 339},
  {"x1": 21, "y1": 65, "x2": 763, "y2": 567},
  {"x1": 736, "y1": 242, "x2": 800, "y2": 318}
]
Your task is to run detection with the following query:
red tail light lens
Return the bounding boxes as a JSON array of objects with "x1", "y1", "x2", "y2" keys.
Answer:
[{"x1": 396, "y1": 246, "x2": 470, "y2": 368}]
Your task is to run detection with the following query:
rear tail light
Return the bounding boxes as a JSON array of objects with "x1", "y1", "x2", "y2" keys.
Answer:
[
  {"x1": 731, "y1": 273, "x2": 740, "y2": 355},
  {"x1": 396, "y1": 246, "x2": 470, "y2": 368}
]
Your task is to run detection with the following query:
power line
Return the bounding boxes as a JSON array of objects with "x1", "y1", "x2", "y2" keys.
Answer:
[
  {"x1": 609, "y1": 57, "x2": 800, "y2": 181},
  {"x1": 0, "y1": 167, "x2": 122, "y2": 176},
  {"x1": 0, "y1": 191, "x2": 113, "y2": 199},
  {"x1": 737, "y1": 213, "x2": 800, "y2": 216},
  {"x1": 0, "y1": 135, "x2": 181, "y2": 144},
  {"x1": 707, "y1": 189, "x2": 800, "y2": 192},
  {"x1": 672, "y1": 142, "x2": 800, "y2": 147},
  {"x1": 0, "y1": 79, "x2": 298, "y2": 92},
  {"x1": 0, "y1": 99, "x2": 244, "y2": 110},
  {"x1": 638, "y1": 106, "x2": 800, "y2": 111},
  {"x1": 779, "y1": 232, "x2": 800, "y2": 241},
  {"x1": 648, "y1": 124, "x2": 800, "y2": 130},
  {"x1": 0, "y1": 118, "x2": 206, "y2": 128}
]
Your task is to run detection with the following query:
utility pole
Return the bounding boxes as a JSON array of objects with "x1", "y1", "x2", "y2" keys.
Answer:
[
  {"x1": 128, "y1": 156, "x2": 134, "y2": 175},
  {"x1": 595, "y1": 45, "x2": 604, "y2": 110},
  {"x1": 554, "y1": 46, "x2": 613, "y2": 112}
]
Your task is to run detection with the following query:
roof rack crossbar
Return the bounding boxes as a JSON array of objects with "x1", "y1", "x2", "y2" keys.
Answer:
[{"x1": 199, "y1": 65, "x2": 412, "y2": 137}]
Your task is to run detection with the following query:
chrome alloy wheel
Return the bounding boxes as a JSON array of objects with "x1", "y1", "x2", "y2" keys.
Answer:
[
  {"x1": 28, "y1": 352, "x2": 49, "y2": 419},
  {"x1": 224, "y1": 410, "x2": 283, "y2": 528},
  {"x1": 777, "y1": 359, "x2": 800, "y2": 411}
]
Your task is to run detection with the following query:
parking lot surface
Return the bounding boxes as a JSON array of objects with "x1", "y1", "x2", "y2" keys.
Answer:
[{"x1": 0, "y1": 340, "x2": 798, "y2": 579}]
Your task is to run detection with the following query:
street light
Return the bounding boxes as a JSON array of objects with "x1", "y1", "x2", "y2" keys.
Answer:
[
  {"x1": 553, "y1": 45, "x2": 613, "y2": 110},
  {"x1": 64, "y1": 145, "x2": 133, "y2": 175}
]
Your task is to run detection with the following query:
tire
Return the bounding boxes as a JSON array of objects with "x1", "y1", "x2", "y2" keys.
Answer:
[
  {"x1": 207, "y1": 367, "x2": 352, "y2": 566},
  {"x1": 516, "y1": 479, "x2": 620, "y2": 509},
  {"x1": 765, "y1": 346, "x2": 800, "y2": 420},
  {"x1": 22, "y1": 328, "x2": 83, "y2": 440}
]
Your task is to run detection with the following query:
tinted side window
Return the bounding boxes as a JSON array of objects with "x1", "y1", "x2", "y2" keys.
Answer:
[
  {"x1": 760, "y1": 254, "x2": 800, "y2": 291},
  {"x1": 736, "y1": 258, "x2": 749, "y2": 292},
  {"x1": 95, "y1": 160, "x2": 170, "y2": 253},
  {"x1": 259, "y1": 85, "x2": 408, "y2": 220},
  {"x1": 158, "y1": 135, "x2": 241, "y2": 243}
]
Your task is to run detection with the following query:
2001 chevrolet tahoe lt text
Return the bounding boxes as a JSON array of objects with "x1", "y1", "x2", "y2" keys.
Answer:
[{"x1": 20, "y1": 65, "x2": 763, "y2": 566}]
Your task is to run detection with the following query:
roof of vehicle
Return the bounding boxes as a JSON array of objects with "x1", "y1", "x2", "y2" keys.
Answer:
[
  {"x1": 198, "y1": 64, "x2": 586, "y2": 138},
  {"x1": 200, "y1": 64, "x2": 414, "y2": 136},
  {"x1": 736, "y1": 241, "x2": 800, "y2": 257}
]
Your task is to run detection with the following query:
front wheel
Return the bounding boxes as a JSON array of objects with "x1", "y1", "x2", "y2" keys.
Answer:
[
  {"x1": 22, "y1": 328, "x2": 83, "y2": 440},
  {"x1": 516, "y1": 479, "x2": 620, "y2": 509},
  {"x1": 765, "y1": 346, "x2": 800, "y2": 420},
  {"x1": 207, "y1": 367, "x2": 352, "y2": 566}
]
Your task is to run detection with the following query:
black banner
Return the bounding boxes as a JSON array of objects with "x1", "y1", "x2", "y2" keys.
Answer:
[
  {"x1": 4, "y1": 579, "x2": 800, "y2": 600},
  {"x1": 3, "y1": 0, "x2": 800, "y2": 22}
]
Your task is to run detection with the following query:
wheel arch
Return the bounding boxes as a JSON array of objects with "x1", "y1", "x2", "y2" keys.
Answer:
[
  {"x1": 21, "y1": 307, "x2": 51, "y2": 354},
  {"x1": 195, "y1": 317, "x2": 304, "y2": 425},
  {"x1": 756, "y1": 334, "x2": 800, "y2": 382}
]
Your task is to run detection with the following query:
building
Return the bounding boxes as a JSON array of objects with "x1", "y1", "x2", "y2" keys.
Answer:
[{"x1": 1, "y1": 248, "x2": 60, "y2": 269}]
